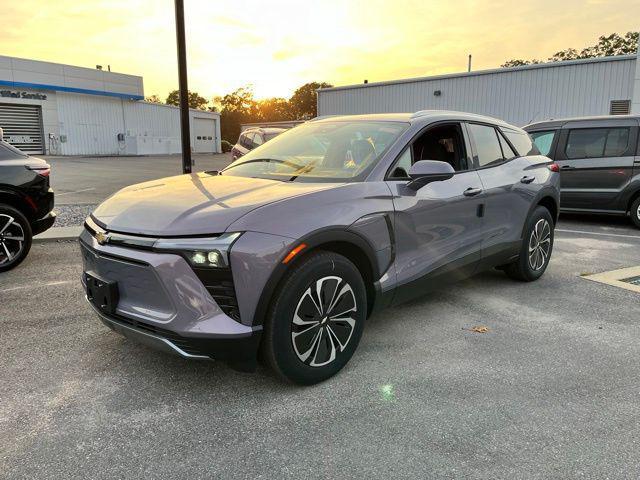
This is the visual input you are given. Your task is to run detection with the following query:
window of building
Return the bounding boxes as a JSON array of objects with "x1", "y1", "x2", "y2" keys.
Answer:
[{"x1": 610, "y1": 100, "x2": 631, "y2": 115}]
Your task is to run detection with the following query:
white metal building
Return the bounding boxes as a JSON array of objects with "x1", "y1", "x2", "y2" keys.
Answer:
[
  {"x1": 317, "y1": 50, "x2": 640, "y2": 127},
  {"x1": 0, "y1": 55, "x2": 221, "y2": 155}
]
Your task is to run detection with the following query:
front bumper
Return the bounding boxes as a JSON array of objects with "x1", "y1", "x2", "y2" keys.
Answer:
[
  {"x1": 91, "y1": 303, "x2": 261, "y2": 370},
  {"x1": 79, "y1": 229, "x2": 262, "y2": 370},
  {"x1": 31, "y1": 211, "x2": 56, "y2": 235}
]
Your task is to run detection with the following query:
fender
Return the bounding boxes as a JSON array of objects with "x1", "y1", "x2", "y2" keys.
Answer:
[
  {"x1": 521, "y1": 185, "x2": 560, "y2": 239},
  {"x1": 620, "y1": 173, "x2": 640, "y2": 212},
  {"x1": 249, "y1": 226, "x2": 383, "y2": 327}
]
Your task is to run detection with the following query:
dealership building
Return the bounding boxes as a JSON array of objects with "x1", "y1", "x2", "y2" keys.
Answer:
[
  {"x1": 0, "y1": 55, "x2": 221, "y2": 155},
  {"x1": 317, "y1": 48, "x2": 640, "y2": 127}
]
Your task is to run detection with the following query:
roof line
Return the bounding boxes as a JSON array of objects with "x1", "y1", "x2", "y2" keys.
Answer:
[
  {"x1": 318, "y1": 54, "x2": 637, "y2": 94},
  {"x1": 0, "y1": 79, "x2": 144, "y2": 100}
]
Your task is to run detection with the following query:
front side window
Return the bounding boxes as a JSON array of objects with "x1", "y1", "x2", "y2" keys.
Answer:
[
  {"x1": 223, "y1": 120, "x2": 408, "y2": 182},
  {"x1": 565, "y1": 127, "x2": 630, "y2": 159},
  {"x1": 530, "y1": 130, "x2": 556, "y2": 156},
  {"x1": 468, "y1": 124, "x2": 503, "y2": 167}
]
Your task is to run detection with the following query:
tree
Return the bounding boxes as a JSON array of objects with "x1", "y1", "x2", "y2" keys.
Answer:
[
  {"x1": 145, "y1": 94, "x2": 163, "y2": 104},
  {"x1": 165, "y1": 90, "x2": 209, "y2": 110},
  {"x1": 289, "y1": 82, "x2": 333, "y2": 119},
  {"x1": 501, "y1": 31, "x2": 639, "y2": 68},
  {"x1": 258, "y1": 97, "x2": 294, "y2": 121},
  {"x1": 501, "y1": 59, "x2": 542, "y2": 68},
  {"x1": 215, "y1": 87, "x2": 261, "y2": 143}
]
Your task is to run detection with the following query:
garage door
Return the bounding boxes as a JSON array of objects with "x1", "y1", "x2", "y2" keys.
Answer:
[
  {"x1": 193, "y1": 118, "x2": 216, "y2": 153},
  {"x1": 0, "y1": 103, "x2": 44, "y2": 154}
]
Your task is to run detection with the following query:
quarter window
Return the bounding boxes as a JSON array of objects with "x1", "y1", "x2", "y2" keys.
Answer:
[
  {"x1": 498, "y1": 133, "x2": 517, "y2": 159},
  {"x1": 253, "y1": 134, "x2": 264, "y2": 147},
  {"x1": 530, "y1": 130, "x2": 556, "y2": 156},
  {"x1": 565, "y1": 128, "x2": 630, "y2": 159},
  {"x1": 503, "y1": 130, "x2": 538, "y2": 156},
  {"x1": 468, "y1": 124, "x2": 503, "y2": 167}
]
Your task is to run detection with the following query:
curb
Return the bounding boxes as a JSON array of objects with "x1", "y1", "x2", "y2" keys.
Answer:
[{"x1": 34, "y1": 226, "x2": 82, "y2": 243}]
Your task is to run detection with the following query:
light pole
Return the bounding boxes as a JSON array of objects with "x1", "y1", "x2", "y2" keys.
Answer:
[{"x1": 174, "y1": 0, "x2": 192, "y2": 173}]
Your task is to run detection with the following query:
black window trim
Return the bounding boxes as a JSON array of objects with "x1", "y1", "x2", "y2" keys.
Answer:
[
  {"x1": 384, "y1": 120, "x2": 474, "y2": 180},
  {"x1": 562, "y1": 126, "x2": 633, "y2": 160}
]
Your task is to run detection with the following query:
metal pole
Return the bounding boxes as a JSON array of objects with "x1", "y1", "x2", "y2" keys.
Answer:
[
  {"x1": 468, "y1": 54, "x2": 472, "y2": 72},
  {"x1": 174, "y1": 0, "x2": 192, "y2": 173}
]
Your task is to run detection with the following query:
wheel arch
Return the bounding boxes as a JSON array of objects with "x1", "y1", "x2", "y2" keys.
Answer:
[
  {"x1": 0, "y1": 189, "x2": 35, "y2": 221},
  {"x1": 251, "y1": 229, "x2": 381, "y2": 327}
]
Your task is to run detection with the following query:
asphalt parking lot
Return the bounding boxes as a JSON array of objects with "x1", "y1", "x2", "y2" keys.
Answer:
[{"x1": 1, "y1": 211, "x2": 639, "y2": 478}]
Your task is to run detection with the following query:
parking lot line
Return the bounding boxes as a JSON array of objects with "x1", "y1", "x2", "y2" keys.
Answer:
[
  {"x1": 556, "y1": 228, "x2": 640, "y2": 240},
  {"x1": 56, "y1": 187, "x2": 96, "y2": 197},
  {"x1": 0, "y1": 280, "x2": 74, "y2": 293}
]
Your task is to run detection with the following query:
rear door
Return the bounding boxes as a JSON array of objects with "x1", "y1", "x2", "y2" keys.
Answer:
[
  {"x1": 468, "y1": 123, "x2": 534, "y2": 263},
  {"x1": 554, "y1": 119, "x2": 638, "y2": 212}
]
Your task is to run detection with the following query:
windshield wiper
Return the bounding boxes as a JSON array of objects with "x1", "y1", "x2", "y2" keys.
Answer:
[{"x1": 223, "y1": 158, "x2": 304, "y2": 172}]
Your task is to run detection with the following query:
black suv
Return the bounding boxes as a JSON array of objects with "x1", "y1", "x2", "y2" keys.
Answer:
[
  {"x1": 0, "y1": 140, "x2": 55, "y2": 271},
  {"x1": 525, "y1": 116, "x2": 640, "y2": 228}
]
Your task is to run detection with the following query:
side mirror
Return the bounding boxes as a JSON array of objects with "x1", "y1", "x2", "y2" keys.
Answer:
[{"x1": 407, "y1": 160, "x2": 455, "y2": 190}]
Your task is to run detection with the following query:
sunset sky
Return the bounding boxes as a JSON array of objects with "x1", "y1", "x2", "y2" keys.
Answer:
[{"x1": 2, "y1": 0, "x2": 639, "y2": 101}]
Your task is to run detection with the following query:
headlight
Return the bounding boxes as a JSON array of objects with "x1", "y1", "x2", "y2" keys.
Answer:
[{"x1": 153, "y1": 232, "x2": 241, "y2": 268}]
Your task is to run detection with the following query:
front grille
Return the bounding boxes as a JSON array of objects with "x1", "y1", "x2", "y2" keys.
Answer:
[
  {"x1": 106, "y1": 313, "x2": 205, "y2": 356},
  {"x1": 191, "y1": 267, "x2": 241, "y2": 321}
]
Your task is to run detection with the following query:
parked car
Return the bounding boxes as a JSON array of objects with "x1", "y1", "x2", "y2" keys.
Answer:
[
  {"x1": 81, "y1": 111, "x2": 559, "y2": 384},
  {"x1": 0, "y1": 140, "x2": 55, "y2": 271},
  {"x1": 524, "y1": 115, "x2": 640, "y2": 228},
  {"x1": 231, "y1": 127, "x2": 286, "y2": 160}
]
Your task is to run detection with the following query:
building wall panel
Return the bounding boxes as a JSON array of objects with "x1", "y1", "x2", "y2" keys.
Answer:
[{"x1": 318, "y1": 56, "x2": 637, "y2": 126}]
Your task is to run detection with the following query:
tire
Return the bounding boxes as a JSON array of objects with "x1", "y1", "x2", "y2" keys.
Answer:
[
  {"x1": 505, "y1": 206, "x2": 554, "y2": 282},
  {"x1": 630, "y1": 196, "x2": 640, "y2": 229},
  {"x1": 261, "y1": 251, "x2": 367, "y2": 385},
  {"x1": 0, "y1": 204, "x2": 33, "y2": 272}
]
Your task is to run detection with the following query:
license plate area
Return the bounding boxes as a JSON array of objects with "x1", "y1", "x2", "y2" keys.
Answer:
[{"x1": 85, "y1": 272, "x2": 119, "y2": 315}]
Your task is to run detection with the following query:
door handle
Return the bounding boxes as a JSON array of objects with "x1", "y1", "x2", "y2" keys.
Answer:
[
  {"x1": 463, "y1": 187, "x2": 483, "y2": 197},
  {"x1": 520, "y1": 175, "x2": 535, "y2": 184},
  {"x1": 560, "y1": 165, "x2": 575, "y2": 170}
]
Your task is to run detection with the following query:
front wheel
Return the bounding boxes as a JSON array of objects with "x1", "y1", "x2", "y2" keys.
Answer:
[
  {"x1": 261, "y1": 251, "x2": 367, "y2": 385},
  {"x1": 0, "y1": 204, "x2": 33, "y2": 272},
  {"x1": 630, "y1": 196, "x2": 640, "y2": 229},
  {"x1": 504, "y1": 206, "x2": 554, "y2": 282}
]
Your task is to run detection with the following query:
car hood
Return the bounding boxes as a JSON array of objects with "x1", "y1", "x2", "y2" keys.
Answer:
[{"x1": 91, "y1": 172, "x2": 339, "y2": 236}]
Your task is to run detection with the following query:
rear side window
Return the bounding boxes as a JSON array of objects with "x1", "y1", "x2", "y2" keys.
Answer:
[
  {"x1": 530, "y1": 130, "x2": 556, "y2": 156},
  {"x1": 565, "y1": 128, "x2": 630, "y2": 159},
  {"x1": 468, "y1": 124, "x2": 503, "y2": 167},
  {"x1": 0, "y1": 141, "x2": 27, "y2": 160},
  {"x1": 503, "y1": 129, "x2": 538, "y2": 156},
  {"x1": 252, "y1": 134, "x2": 264, "y2": 147}
]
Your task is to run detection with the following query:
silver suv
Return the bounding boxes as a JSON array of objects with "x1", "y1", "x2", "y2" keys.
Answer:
[{"x1": 81, "y1": 111, "x2": 560, "y2": 384}]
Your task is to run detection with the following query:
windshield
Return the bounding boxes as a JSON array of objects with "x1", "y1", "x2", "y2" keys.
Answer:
[{"x1": 222, "y1": 120, "x2": 408, "y2": 182}]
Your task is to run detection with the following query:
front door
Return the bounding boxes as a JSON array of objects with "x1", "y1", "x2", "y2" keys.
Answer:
[{"x1": 385, "y1": 122, "x2": 484, "y2": 304}]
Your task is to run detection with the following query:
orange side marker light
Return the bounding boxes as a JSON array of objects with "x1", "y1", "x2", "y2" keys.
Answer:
[{"x1": 282, "y1": 243, "x2": 307, "y2": 264}]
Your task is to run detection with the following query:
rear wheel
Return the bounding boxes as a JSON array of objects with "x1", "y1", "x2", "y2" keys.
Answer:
[
  {"x1": 630, "y1": 196, "x2": 640, "y2": 229},
  {"x1": 505, "y1": 206, "x2": 554, "y2": 282},
  {"x1": 262, "y1": 251, "x2": 367, "y2": 385},
  {"x1": 0, "y1": 204, "x2": 32, "y2": 272}
]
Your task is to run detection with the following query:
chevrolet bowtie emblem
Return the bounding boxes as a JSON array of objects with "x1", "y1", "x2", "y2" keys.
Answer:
[{"x1": 95, "y1": 231, "x2": 110, "y2": 245}]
